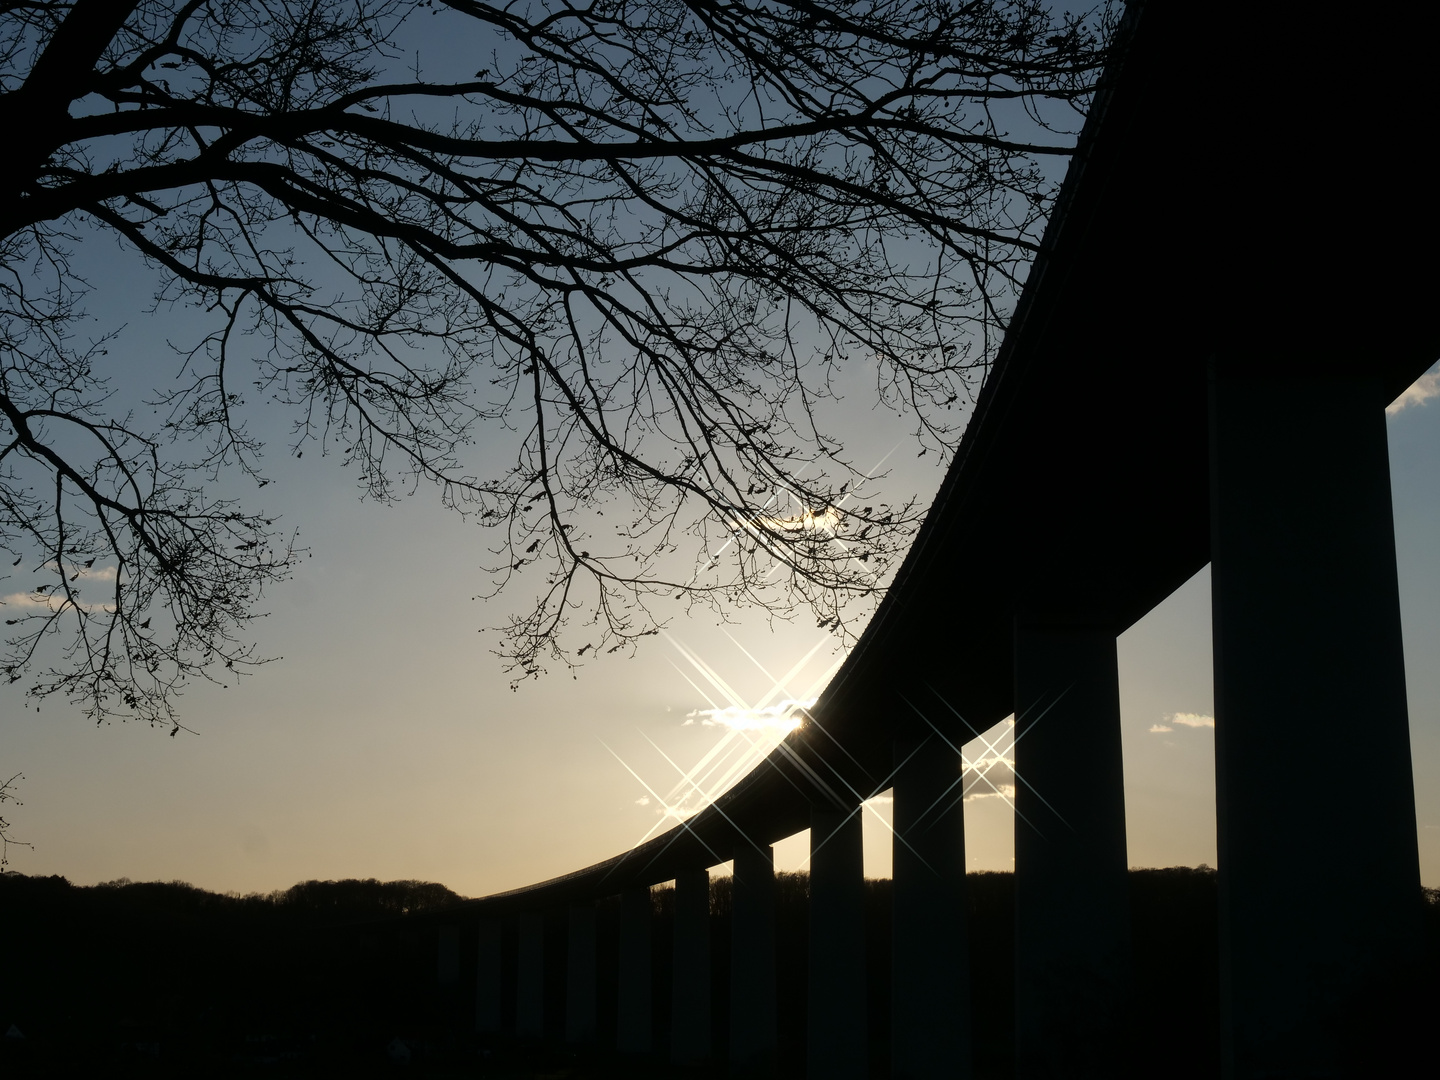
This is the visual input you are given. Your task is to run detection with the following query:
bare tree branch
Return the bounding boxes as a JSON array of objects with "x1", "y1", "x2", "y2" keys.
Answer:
[
  {"x1": 0, "y1": 771, "x2": 30, "y2": 868},
  {"x1": 0, "y1": 0, "x2": 1116, "y2": 720}
]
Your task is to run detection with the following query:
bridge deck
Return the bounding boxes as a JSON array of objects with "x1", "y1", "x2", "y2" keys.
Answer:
[{"x1": 446, "y1": 0, "x2": 1439, "y2": 916}]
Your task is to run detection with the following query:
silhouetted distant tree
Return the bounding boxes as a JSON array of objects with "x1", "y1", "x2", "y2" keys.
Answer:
[
  {"x1": 277, "y1": 877, "x2": 464, "y2": 918},
  {"x1": 0, "y1": 0, "x2": 1114, "y2": 724}
]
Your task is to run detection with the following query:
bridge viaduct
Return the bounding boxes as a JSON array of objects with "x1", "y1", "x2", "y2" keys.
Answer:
[{"x1": 402, "y1": 4, "x2": 1438, "y2": 1077}]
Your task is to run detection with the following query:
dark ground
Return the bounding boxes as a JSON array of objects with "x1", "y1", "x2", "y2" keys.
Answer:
[{"x1": 3, "y1": 869, "x2": 1436, "y2": 1078}]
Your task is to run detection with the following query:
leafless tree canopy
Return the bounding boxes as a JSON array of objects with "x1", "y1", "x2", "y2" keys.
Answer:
[{"x1": 0, "y1": 0, "x2": 1112, "y2": 724}]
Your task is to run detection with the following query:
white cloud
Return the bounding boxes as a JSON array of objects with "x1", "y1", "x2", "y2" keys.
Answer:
[
  {"x1": 1, "y1": 565, "x2": 119, "y2": 615},
  {"x1": 1387, "y1": 366, "x2": 1440, "y2": 416},
  {"x1": 965, "y1": 783, "x2": 1017, "y2": 802},
  {"x1": 686, "y1": 698, "x2": 812, "y2": 733},
  {"x1": 634, "y1": 796, "x2": 651, "y2": 806},
  {"x1": 3, "y1": 591, "x2": 57, "y2": 610},
  {"x1": 1170, "y1": 712, "x2": 1214, "y2": 728},
  {"x1": 1149, "y1": 724, "x2": 1174, "y2": 734},
  {"x1": 2, "y1": 591, "x2": 109, "y2": 614},
  {"x1": 2, "y1": 589, "x2": 115, "y2": 614},
  {"x1": 961, "y1": 755, "x2": 1016, "y2": 801}
]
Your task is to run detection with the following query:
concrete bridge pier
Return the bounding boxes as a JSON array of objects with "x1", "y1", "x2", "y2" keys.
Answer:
[
  {"x1": 808, "y1": 803, "x2": 868, "y2": 1080},
  {"x1": 891, "y1": 736, "x2": 971, "y2": 1080},
  {"x1": 730, "y1": 843, "x2": 778, "y2": 1078},
  {"x1": 565, "y1": 903, "x2": 597, "y2": 1044},
  {"x1": 617, "y1": 886, "x2": 652, "y2": 1053},
  {"x1": 1209, "y1": 366, "x2": 1424, "y2": 1077},
  {"x1": 476, "y1": 918, "x2": 502, "y2": 1033},
  {"x1": 671, "y1": 867, "x2": 712, "y2": 1063},
  {"x1": 516, "y1": 912, "x2": 546, "y2": 1039},
  {"x1": 1012, "y1": 620, "x2": 1131, "y2": 1079},
  {"x1": 437, "y1": 924, "x2": 460, "y2": 986}
]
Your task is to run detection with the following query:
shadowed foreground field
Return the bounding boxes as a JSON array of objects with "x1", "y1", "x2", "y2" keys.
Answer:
[{"x1": 3, "y1": 869, "x2": 1436, "y2": 1078}]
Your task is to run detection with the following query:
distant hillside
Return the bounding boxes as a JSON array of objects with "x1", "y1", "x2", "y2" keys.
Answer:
[
  {"x1": 1, "y1": 873, "x2": 468, "y2": 1076},
  {"x1": 2, "y1": 872, "x2": 466, "y2": 923}
]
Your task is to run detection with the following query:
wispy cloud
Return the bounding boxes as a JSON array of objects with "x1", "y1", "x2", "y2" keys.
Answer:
[
  {"x1": 1170, "y1": 712, "x2": 1214, "y2": 728},
  {"x1": 1, "y1": 564, "x2": 119, "y2": 615},
  {"x1": 2, "y1": 591, "x2": 59, "y2": 611},
  {"x1": 1388, "y1": 366, "x2": 1440, "y2": 416},
  {"x1": 1150, "y1": 712, "x2": 1213, "y2": 733},
  {"x1": 686, "y1": 699, "x2": 811, "y2": 733},
  {"x1": 966, "y1": 784, "x2": 1017, "y2": 801},
  {"x1": 961, "y1": 755, "x2": 1016, "y2": 801}
]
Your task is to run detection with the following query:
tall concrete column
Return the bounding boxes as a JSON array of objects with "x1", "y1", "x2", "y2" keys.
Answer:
[
  {"x1": 1209, "y1": 367, "x2": 1423, "y2": 1077},
  {"x1": 1012, "y1": 621, "x2": 1131, "y2": 1080},
  {"x1": 730, "y1": 843, "x2": 778, "y2": 1078},
  {"x1": 476, "y1": 918, "x2": 502, "y2": 1033},
  {"x1": 565, "y1": 903, "x2": 598, "y2": 1044},
  {"x1": 671, "y1": 867, "x2": 712, "y2": 1063},
  {"x1": 517, "y1": 912, "x2": 545, "y2": 1039},
  {"x1": 617, "y1": 886, "x2": 653, "y2": 1053},
  {"x1": 892, "y1": 736, "x2": 971, "y2": 1080},
  {"x1": 809, "y1": 803, "x2": 867, "y2": 1080},
  {"x1": 437, "y1": 924, "x2": 460, "y2": 984}
]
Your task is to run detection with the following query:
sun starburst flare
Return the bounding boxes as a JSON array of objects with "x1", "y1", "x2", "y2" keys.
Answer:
[{"x1": 604, "y1": 631, "x2": 842, "y2": 851}]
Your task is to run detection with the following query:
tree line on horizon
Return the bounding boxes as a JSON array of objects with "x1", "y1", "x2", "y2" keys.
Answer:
[{"x1": 5, "y1": 867, "x2": 1435, "y2": 1076}]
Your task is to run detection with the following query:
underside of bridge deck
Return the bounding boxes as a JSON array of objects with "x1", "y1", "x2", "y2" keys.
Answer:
[
  {"x1": 450, "y1": 0, "x2": 1437, "y2": 903},
  {"x1": 413, "y1": 3, "x2": 1438, "y2": 1076}
]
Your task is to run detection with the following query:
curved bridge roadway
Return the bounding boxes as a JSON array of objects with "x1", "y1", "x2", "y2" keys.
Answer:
[{"x1": 421, "y1": 4, "x2": 1439, "y2": 1077}]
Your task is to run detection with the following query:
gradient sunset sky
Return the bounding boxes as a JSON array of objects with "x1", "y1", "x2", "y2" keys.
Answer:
[
  {"x1": 3, "y1": 5, "x2": 1437, "y2": 896},
  {"x1": 4, "y1": 357, "x2": 1436, "y2": 894}
]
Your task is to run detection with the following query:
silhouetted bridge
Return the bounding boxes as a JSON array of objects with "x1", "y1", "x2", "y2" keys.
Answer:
[{"x1": 380, "y1": 5, "x2": 1438, "y2": 1077}]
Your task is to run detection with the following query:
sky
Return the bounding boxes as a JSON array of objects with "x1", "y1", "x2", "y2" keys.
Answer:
[
  {"x1": 4, "y1": 361, "x2": 1436, "y2": 894},
  {"x1": 2, "y1": 6, "x2": 1438, "y2": 896}
]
